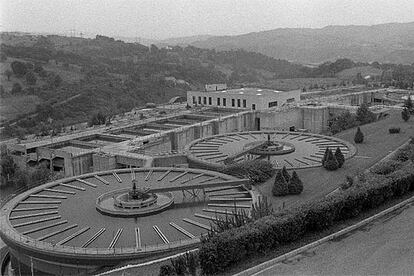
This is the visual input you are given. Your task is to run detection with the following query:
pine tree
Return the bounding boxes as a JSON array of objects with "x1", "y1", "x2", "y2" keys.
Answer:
[
  {"x1": 324, "y1": 149, "x2": 339, "y2": 170},
  {"x1": 281, "y1": 166, "x2": 290, "y2": 182},
  {"x1": 334, "y1": 147, "x2": 345, "y2": 168},
  {"x1": 402, "y1": 108, "x2": 410, "y2": 122},
  {"x1": 354, "y1": 127, "x2": 364, "y2": 144},
  {"x1": 272, "y1": 170, "x2": 289, "y2": 196},
  {"x1": 288, "y1": 171, "x2": 303, "y2": 194}
]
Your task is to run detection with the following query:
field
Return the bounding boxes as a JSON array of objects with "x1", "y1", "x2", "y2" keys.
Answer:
[
  {"x1": 256, "y1": 109, "x2": 414, "y2": 210},
  {"x1": 0, "y1": 94, "x2": 42, "y2": 122},
  {"x1": 0, "y1": 57, "x2": 84, "y2": 122}
]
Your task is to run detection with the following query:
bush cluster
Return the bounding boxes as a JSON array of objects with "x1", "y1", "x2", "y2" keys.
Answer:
[
  {"x1": 328, "y1": 104, "x2": 376, "y2": 134},
  {"x1": 272, "y1": 167, "x2": 303, "y2": 196},
  {"x1": 220, "y1": 160, "x2": 274, "y2": 185},
  {"x1": 159, "y1": 251, "x2": 198, "y2": 276},
  {"x1": 208, "y1": 196, "x2": 274, "y2": 235},
  {"x1": 199, "y1": 142, "x2": 414, "y2": 275},
  {"x1": 1, "y1": 151, "x2": 62, "y2": 189},
  {"x1": 389, "y1": 127, "x2": 401, "y2": 134},
  {"x1": 322, "y1": 147, "x2": 345, "y2": 171}
]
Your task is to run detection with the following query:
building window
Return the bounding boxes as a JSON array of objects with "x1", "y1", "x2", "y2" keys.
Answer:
[
  {"x1": 192, "y1": 96, "x2": 196, "y2": 104},
  {"x1": 198, "y1": 96, "x2": 201, "y2": 104},
  {"x1": 203, "y1": 97, "x2": 207, "y2": 105},
  {"x1": 252, "y1": 104, "x2": 256, "y2": 110},
  {"x1": 237, "y1": 99, "x2": 241, "y2": 107},
  {"x1": 268, "y1": 101, "x2": 278, "y2": 108},
  {"x1": 286, "y1": 98, "x2": 295, "y2": 103},
  {"x1": 243, "y1": 99, "x2": 247, "y2": 108},
  {"x1": 223, "y1": 98, "x2": 227, "y2": 106},
  {"x1": 208, "y1": 97, "x2": 212, "y2": 105},
  {"x1": 232, "y1": 99, "x2": 235, "y2": 107},
  {"x1": 217, "y1": 98, "x2": 221, "y2": 106}
]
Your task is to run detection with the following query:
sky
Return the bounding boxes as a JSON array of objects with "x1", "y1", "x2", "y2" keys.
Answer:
[{"x1": 1, "y1": 0, "x2": 414, "y2": 40}]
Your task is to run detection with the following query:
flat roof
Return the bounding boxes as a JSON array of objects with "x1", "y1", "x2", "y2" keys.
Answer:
[{"x1": 191, "y1": 87, "x2": 292, "y2": 97}]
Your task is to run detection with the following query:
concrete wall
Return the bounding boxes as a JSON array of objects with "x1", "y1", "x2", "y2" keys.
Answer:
[
  {"x1": 116, "y1": 155, "x2": 146, "y2": 168},
  {"x1": 301, "y1": 106, "x2": 330, "y2": 134},
  {"x1": 169, "y1": 111, "x2": 257, "y2": 152},
  {"x1": 152, "y1": 155, "x2": 188, "y2": 167},
  {"x1": 92, "y1": 153, "x2": 117, "y2": 172},
  {"x1": 259, "y1": 107, "x2": 302, "y2": 131},
  {"x1": 71, "y1": 154, "x2": 93, "y2": 176}
]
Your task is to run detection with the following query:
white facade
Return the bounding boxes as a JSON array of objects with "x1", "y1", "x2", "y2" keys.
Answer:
[{"x1": 187, "y1": 87, "x2": 301, "y2": 110}]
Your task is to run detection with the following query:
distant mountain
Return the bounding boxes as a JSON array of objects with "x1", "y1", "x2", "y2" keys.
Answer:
[
  {"x1": 112, "y1": 35, "x2": 214, "y2": 47},
  {"x1": 172, "y1": 22, "x2": 414, "y2": 64}
]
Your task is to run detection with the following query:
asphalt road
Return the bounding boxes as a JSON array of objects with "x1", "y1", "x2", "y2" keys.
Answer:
[{"x1": 254, "y1": 203, "x2": 414, "y2": 276}]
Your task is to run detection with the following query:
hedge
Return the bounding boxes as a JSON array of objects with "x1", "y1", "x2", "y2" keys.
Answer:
[
  {"x1": 199, "y1": 143, "x2": 414, "y2": 274},
  {"x1": 220, "y1": 160, "x2": 274, "y2": 185}
]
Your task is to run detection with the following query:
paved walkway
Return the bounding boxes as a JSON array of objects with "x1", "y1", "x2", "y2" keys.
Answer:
[{"x1": 254, "y1": 203, "x2": 414, "y2": 275}]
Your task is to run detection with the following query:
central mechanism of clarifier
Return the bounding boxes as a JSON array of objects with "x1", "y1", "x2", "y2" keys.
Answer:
[
  {"x1": 246, "y1": 134, "x2": 295, "y2": 156},
  {"x1": 96, "y1": 178, "x2": 174, "y2": 217},
  {"x1": 113, "y1": 179, "x2": 158, "y2": 209}
]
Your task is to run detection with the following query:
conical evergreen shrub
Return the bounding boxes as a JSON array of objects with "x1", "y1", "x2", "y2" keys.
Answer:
[
  {"x1": 288, "y1": 171, "x2": 303, "y2": 194},
  {"x1": 272, "y1": 170, "x2": 289, "y2": 196},
  {"x1": 402, "y1": 108, "x2": 410, "y2": 122},
  {"x1": 281, "y1": 166, "x2": 290, "y2": 182},
  {"x1": 322, "y1": 147, "x2": 329, "y2": 166},
  {"x1": 334, "y1": 147, "x2": 345, "y2": 168},
  {"x1": 324, "y1": 148, "x2": 339, "y2": 170},
  {"x1": 354, "y1": 127, "x2": 364, "y2": 143}
]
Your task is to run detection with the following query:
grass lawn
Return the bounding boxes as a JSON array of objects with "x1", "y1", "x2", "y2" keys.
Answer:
[{"x1": 256, "y1": 109, "x2": 414, "y2": 210}]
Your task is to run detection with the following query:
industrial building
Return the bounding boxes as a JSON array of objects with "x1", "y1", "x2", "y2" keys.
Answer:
[
  {"x1": 187, "y1": 86, "x2": 301, "y2": 110},
  {"x1": 5, "y1": 88, "x2": 391, "y2": 178}
]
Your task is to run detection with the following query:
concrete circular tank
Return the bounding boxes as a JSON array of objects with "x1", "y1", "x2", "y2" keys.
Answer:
[
  {"x1": 186, "y1": 131, "x2": 356, "y2": 170},
  {"x1": 0, "y1": 167, "x2": 251, "y2": 275}
]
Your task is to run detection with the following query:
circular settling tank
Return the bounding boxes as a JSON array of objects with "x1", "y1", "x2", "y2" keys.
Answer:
[
  {"x1": 186, "y1": 131, "x2": 356, "y2": 170},
  {"x1": 0, "y1": 167, "x2": 251, "y2": 275}
]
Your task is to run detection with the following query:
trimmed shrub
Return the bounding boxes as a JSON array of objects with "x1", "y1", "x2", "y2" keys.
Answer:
[
  {"x1": 393, "y1": 143, "x2": 414, "y2": 162},
  {"x1": 334, "y1": 147, "x2": 345, "y2": 168},
  {"x1": 288, "y1": 171, "x2": 303, "y2": 194},
  {"x1": 272, "y1": 170, "x2": 289, "y2": 196},
  {"x1": 371, "y1": 159, "x2": 403, "y2": 175},
  {"x1": 389, "y1": 127, "x2": 401, "y2": 134},
  {"x1": 404, "y1": 95, "x2": 413, "y2": 110},
  {"x1": 281, "y1": 166, "x2": 290, "y2": 182},
  {"x1": 402, "y1": 108, "x2": 410, "y2": 122},
  {"x1": 354, "y1": 127, "x2": 364, "y2": 143},
  {"x1": 324, "y1": 149, "x2": 339, "y2": 171}
]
